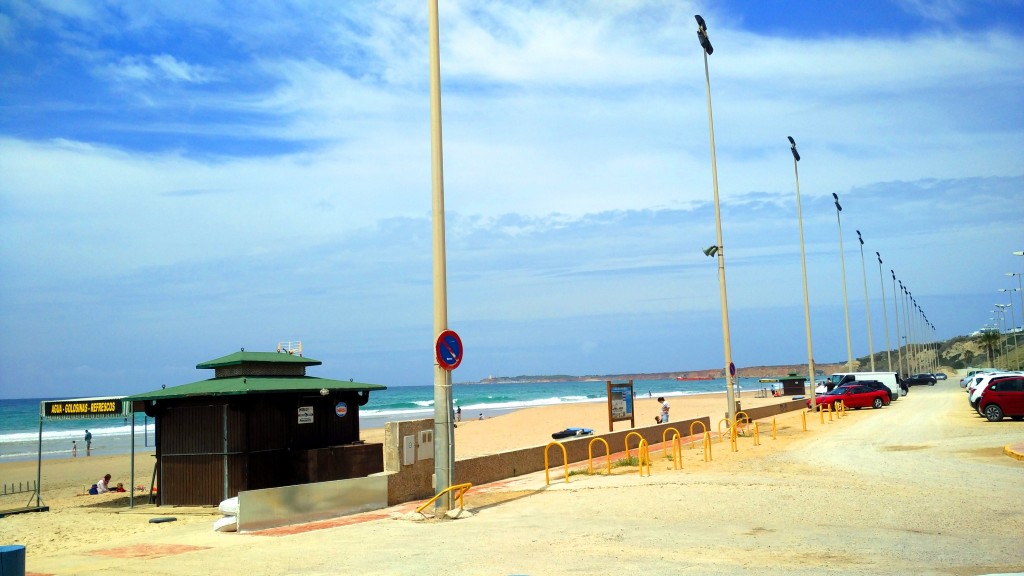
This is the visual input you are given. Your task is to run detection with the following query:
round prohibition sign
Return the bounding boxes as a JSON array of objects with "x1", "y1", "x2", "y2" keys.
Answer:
[{"x1": 435, "y1": 329, "x2": 463, "y2": 371}]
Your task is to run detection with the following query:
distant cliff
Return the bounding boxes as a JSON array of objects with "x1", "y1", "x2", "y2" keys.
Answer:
[{"x1": 473, "y1": 362, "x2": 849, "y2": 385}]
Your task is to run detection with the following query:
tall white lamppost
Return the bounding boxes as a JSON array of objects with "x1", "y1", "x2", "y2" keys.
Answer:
[
  {"x1": 1007, "y1": 272, "x2": 1023, "y2": 335},
  {"x1": 891, "y1": 271, "x2": 904, "y2": 377},
  {"x1": 917, "y1": 295, "x2": 925, "y2": 373},
  {"x1": 996, "y1": 303, "x2": 1014, "y2": 370},
  {"x1": 832, "y1": 193, "x2": 854, "y2": 370},
  {"x1": 876, "y1": 252, "x2": 892, "y2": 371},
  {"x1": 694, "y1": 15, "x2": 737, "y2": 423},
  {"x1": 856, "y1": 230, "x2": 875, "y2": 371},
  {"x1": 1000, "y1": 288, "x2": 1021, "y2": 370},
  {"x1": 428, "y1": 0, "x2": 455, "y2": 512},
  {"x1": 788, "y1": 136, "x2": 816, "y2": 404},
  {"x1": 900, "y1": 281, "x2": 912, "y2": 372},
  {"x1": 994, "y1": 309, "x2": 1008, "y2": 369}
]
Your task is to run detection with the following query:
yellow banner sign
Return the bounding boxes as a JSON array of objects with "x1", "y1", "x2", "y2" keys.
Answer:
[{"x1": 43, "y1": 398, "x2": 124, "y2": 418}]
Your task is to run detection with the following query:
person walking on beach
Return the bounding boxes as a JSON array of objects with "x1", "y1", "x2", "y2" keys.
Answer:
[
  {"x1": 456, "y1": 406, "x2": 462, "y2": 422},
  {"x1": 72, "y1": 440, "x2": 77, "y2": 458},
  {"x1": 84, "y1": 430, "x2": 92, "y2": 456},
  {"x1": 658, "y1": 397, "x2": 670, "y2": 423}
]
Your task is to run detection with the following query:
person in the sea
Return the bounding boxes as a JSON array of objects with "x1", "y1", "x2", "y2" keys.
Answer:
[
  {"x1": 72, "y1": 440, "x2": 77, "y2": 458},
  {"x1": 658, "y1": 397, "x2": 670, "y2": 423},
  {"x1": 84, "y1": 429, "x2": 93, "y2": 456},
  {"x1": 456, "y1": 406, "x2": 462, "y2": 422}
]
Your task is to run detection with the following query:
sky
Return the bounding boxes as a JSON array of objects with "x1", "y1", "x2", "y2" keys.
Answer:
[{"x1": 1, "y1": 0, "x2": 1023, "y2": 399}]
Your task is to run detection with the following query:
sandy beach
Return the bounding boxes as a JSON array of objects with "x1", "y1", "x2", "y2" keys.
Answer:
[{"x1": 2, "y1": 379, "x2": 1022, "y2": 575}]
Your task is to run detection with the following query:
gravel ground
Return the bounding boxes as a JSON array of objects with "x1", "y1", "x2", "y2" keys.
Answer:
[{"x1": 12, "y1": 378, "x2": 1024, "y2": 575}]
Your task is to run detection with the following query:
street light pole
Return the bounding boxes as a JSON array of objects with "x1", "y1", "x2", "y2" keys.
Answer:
[
  {"x1": 1007, "y1": 272, "x2": 1024, "y2": 335},
  {"x1": 428, "y1": 0, "x2": 455, "y2": 513},
  {"x1": 833, "y1": 193, "x2": 854, "y2": 371},
  {"x1": 892, "y1": 271, "x2": 904, "y2": 377},
  {"x1": 1001, "y1": 285, "x2": 1022, "y2": 370},
  {"x1": 995, "y1": 305, "x2": 1010, "y2": 369},
  {"x1": 856, "y1": 231, "x2": 875, "y2": 371},
  {"x1": 876, "y1": 253, "x2": 892, "y2": 372},
  {"x1": 694, "y1": 15, "x2": 737, "y2": 424},
  {"x1": 788, "y1": 136, "x2": 816, "y2": 406},
  {"x1": 900, "y1": 281, "x2": 911, "y2": 372}
]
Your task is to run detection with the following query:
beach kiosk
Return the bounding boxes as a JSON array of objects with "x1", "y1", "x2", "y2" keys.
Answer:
[
  {"x1": 758, "y1": 373, "x2": 808, "y2": 397},
  {"x1": 126, "y1": 349, "x2": 386, "y2": 506}
]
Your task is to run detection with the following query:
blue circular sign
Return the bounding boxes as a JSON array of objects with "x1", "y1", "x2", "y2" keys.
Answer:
[{"x1": 435, "y1": 329, "x2": 463, "y2": 371}]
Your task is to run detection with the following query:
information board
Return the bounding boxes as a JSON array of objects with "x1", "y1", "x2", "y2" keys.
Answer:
[{"x1": 606, "y1": 380, "x2": 635, "y2": 431}]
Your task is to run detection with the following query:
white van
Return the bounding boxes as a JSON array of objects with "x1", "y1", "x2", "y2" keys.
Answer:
[{"x1": 827, "y1": 372, "x2": 902, "y2": 401}]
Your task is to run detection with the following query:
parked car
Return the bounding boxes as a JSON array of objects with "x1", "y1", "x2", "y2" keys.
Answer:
[
  {"x1": 933, "y1": 372, "x2": 947, "y2": 381},
  {"x1": 836, "y1": 380, "x2": 896, "y2": 402},
  {"x1": 962, "y1": 369, "x2": 997, "y2": 388},
  {"x1": 806, "y1": 384, "x2": 890, "y2": 410},
  {"x1": 904, "y1": 373, "x2": 936, "y2": 386},
  {"x1": 976, "y1": 375, "x2": 1024, "y2": 422},
  {"x1": 969, "y1": 372, "x2": 1022, "y2": 410},
  {"x1": 827, "y1": 371, "x2": 901, "y2": 401}
]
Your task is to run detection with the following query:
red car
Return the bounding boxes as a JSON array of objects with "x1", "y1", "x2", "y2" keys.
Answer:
[
  {"x1": 806, "y1": 385, "x2": 890, "y2": 410},
  {"x1": 977, "y1": 375, "x2": 1024, "y2": 422}
]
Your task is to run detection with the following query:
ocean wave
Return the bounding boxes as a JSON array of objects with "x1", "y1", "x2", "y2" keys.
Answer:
[{"x1": 0, "y1": 423, "x2": 154, "y2": 445}]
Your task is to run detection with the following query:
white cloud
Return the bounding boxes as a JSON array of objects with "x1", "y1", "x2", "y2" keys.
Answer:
[
  {"x1": 1, "y1": 1, "x2": 1023, "y2": 397},
  {"x1": 102, "y1": 53, "x2": 213, "y2": 85}
]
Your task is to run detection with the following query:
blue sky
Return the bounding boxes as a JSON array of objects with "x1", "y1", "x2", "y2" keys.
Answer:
[{"x1": 1, "y1": 0, "x2": 1022, "y2": 398}]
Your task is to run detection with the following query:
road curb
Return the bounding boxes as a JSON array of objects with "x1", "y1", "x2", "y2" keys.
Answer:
[{"x1": 1004, "y1": 443, "x2": 1024, "y2": 462}]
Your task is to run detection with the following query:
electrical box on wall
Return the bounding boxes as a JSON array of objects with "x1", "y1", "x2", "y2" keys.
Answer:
[
  {"x1": 402, "y1": 435, "x2": 415, "y2": 466},
  {"x1": 417, "y1": 429, "x2": 434, "y2": 460}
]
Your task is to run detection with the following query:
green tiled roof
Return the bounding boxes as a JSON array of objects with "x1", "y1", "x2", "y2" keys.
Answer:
[
  {"x1": 126, "y1": 376, "x2": 386, "y2": 402},
  {"x1": 196, "y1": 351, "x2": 321, "y2": 369}
]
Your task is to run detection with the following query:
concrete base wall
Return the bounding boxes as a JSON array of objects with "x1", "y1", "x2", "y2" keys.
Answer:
[
  {"x1": 383, "y1": 417, "x2": 716, "y2": 505},
  {"x1": 380, "y1": 400, "x2": 807, "y2": 506},
  {"x1": 736, "y1": 399, "x2": 806, "y2": 422}
]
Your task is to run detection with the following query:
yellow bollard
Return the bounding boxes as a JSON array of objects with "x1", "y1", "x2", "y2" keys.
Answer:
[
  {"x1": 661, "y1": 429, "x2": 681, "y2": 461},
  {"x1": 638, "y1": 440, "x2": 651, "y2": 477},
  {"x1": 702, "y1": 432, "x2": 713, "y2": 462},
  {"x1": 802, "y1": 410, "x2": 807, "y2": 431},
  {"x1": 717, "y1": 418, "x2": 732, "y2": 443},
  {"x1": 689, "y1": 421, "x2": 707, "y2": 449},
  {"x1": 588, "y1": 437, "x2": 611, "y2": 476},
  {"x1": 544, "y1": 442, "x2": 569, "y2": 485},
  {"x1": 772, "y1": 417, "x2": 777, "y2": 440},
  {"x1": 624, "y1": 431, "x2": 644, "y2": 460}
]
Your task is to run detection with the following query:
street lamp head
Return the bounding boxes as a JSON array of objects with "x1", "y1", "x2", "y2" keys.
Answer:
[
  {"x1": 787, "y1": 136, "x2": 800, "y2": 161},
  {"x1": 832, "y1": 192, "x2": 842, "y2": 211},
  {"x1": 856, "y1": 230, "x2": 863, "y2": 245},
  {"x1": 695, "y1": 15, "x2": 713, "y2": 54},
  {"x1": 876, "y1": 251, "x2": 882, "y2": 264},
  {"x1": 702, "y1": 245, "x2": 719, "y2": 257},
  {"x1": 1014, "y1": 251, "x2": 1023, "y2": 256}
]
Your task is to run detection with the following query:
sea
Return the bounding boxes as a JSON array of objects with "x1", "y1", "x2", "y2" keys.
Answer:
[{"x1": 0, "y1": 377, "x2": 758, "y2": 464}]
